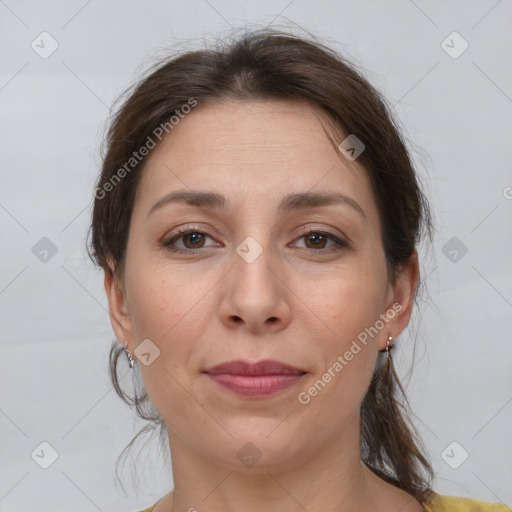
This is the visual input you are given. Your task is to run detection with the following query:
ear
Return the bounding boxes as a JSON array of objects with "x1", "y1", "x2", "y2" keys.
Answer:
[
  {"x1": 379, "y1": 249, "x2": 419, "y2": 350},
  {"x1": 104, "y1": 258, "x2": 134, "y2": 345}
]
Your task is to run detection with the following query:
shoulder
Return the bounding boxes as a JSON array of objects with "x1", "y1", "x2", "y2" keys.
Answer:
[{"x1": 424, "y1": 493, "x2": 512, "y2": 512}]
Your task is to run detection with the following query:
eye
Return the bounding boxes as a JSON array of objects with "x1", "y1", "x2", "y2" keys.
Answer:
[
  {"x1": 162, "y1": 229, "x2": 218, "y2": 253},
  {"x1": 161, "y1": 227, "x2": 348, "y2": 254},
  {"x1": 292, "y1": 229, "x2": 348, "y2": 252}
]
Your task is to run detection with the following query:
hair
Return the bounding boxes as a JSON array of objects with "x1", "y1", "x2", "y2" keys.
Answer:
[{"x1": 88, "y1": 26, "x2": 435, "y2": 503}]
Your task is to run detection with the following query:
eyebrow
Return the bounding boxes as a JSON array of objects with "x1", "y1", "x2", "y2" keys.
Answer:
[{"x1": 146, "y1": 189, "x2": 367, "y2": 220}]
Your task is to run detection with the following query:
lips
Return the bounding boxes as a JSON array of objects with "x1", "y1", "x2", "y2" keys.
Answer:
[
  {"x1": 204, "y1": 359, "x2": 305, "y2": 376},
  {"x1": 204, "y1": 359, "x2": 307, "y2": 398}
]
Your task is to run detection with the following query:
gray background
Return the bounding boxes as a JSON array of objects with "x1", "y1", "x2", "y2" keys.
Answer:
[{"x1": 1, "y1": 0, "x2": 511, "y2": 511}]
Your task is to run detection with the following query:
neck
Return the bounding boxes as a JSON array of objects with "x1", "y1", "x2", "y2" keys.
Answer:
[{"x1": 163, "y1": 414, "x2": 384, "y2": 512}]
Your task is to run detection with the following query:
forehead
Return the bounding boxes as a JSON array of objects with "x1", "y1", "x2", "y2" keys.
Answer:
[{"x1": 135, "y1": 99, "x2": 378, "y2": 222}]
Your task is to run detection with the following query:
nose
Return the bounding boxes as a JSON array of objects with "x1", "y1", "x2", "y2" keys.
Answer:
[{"x1": 218, "y1": 243, "x2": 292, "y2": 334}]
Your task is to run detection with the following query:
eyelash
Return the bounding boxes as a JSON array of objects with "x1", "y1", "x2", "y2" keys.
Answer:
[{"x1": 161, "y1": 227, "x2": 348, "y2": 254}]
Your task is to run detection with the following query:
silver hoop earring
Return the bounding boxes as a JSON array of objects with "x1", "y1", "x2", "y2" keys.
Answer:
[{"x1": 123, "y1": 342, "x2": 136, "y2": 369}]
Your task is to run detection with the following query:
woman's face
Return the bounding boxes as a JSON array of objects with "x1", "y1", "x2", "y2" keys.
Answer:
[{"x1": 105, "y1": 99, "x2": 417, "y2": 471}]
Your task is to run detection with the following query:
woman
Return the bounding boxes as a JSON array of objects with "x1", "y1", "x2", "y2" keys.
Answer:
[{"x1": 88, "y1": 28, "x2": 511, "y2": 512}]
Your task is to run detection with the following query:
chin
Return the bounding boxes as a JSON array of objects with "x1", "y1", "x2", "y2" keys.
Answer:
[{"x1": 208, "y1": 422, "x2": 305, "y2": 472}]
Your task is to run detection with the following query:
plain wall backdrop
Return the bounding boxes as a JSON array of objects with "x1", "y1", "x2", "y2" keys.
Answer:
[{"x1": 1, "y1": 1, "x2": 511, "y2": 511}]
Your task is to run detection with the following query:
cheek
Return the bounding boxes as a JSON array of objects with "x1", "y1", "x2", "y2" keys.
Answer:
[
  {"x1": 123, "y1": 264, "x2": 207, "y2": 395},
  {"x1": 305, "y1": 261, "x2": 387, "y2": 341},
  {"x1": 294, "y1": 263, "x2": 384, "y2": 407},
  {"x1": 125, "y1": 254, "x2": 208, "y2": 339},
  {"x1": 297, "y1": 282, "x2": 381, "y2": 424},
  {"x1": 124, "y1": 269, "x2": 205, "y2": 416}
]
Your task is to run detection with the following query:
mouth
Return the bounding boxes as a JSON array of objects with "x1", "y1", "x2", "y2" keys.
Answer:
[{"x1": 203, "y1": 359, "x2": 307, "y2": 398}]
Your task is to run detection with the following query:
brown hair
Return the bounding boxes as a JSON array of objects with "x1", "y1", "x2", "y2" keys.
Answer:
[{"x1": 88, "y1": 27, "x2": 435, "y2": 502}]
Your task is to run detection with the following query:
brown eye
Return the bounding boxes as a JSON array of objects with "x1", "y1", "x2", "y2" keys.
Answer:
[
  {"x1": 163, "y1": 230, "x2": 217, "y2": 252},
  {"x1": 181, "y1": 232, "x2": 207, "y2": 249},
  {"x1": 294, "y1": 230, "x2": 348, "y2": 252},
  {"x1": 303, "y1": 232, "x2": 328, "y2": 249}
]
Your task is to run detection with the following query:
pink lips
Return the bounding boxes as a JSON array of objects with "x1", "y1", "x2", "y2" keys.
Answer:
[{"x1": 204, "y1": 359, "x2": 306, "y2": 398}]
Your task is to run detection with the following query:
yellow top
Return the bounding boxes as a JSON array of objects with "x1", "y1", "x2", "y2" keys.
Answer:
[
  {"x1": 139, "y1": 493, "x2": 512, "y2": 512},
  {"x1": 424, "y1": 494, "x2": 512, "y2": 511}
]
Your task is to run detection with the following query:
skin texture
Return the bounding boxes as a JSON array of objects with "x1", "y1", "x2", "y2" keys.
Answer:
[{"x1": 104, "y1": 99, "x2": 423, "y2": 512}]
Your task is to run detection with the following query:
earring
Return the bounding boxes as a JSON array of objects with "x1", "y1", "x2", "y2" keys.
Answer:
[
  {"x1": 123, "y1": 341, "x2": 136, "y2": 369},
  {"x1": 384, "y1": 335, "x2": 394, "y2": 362}
]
